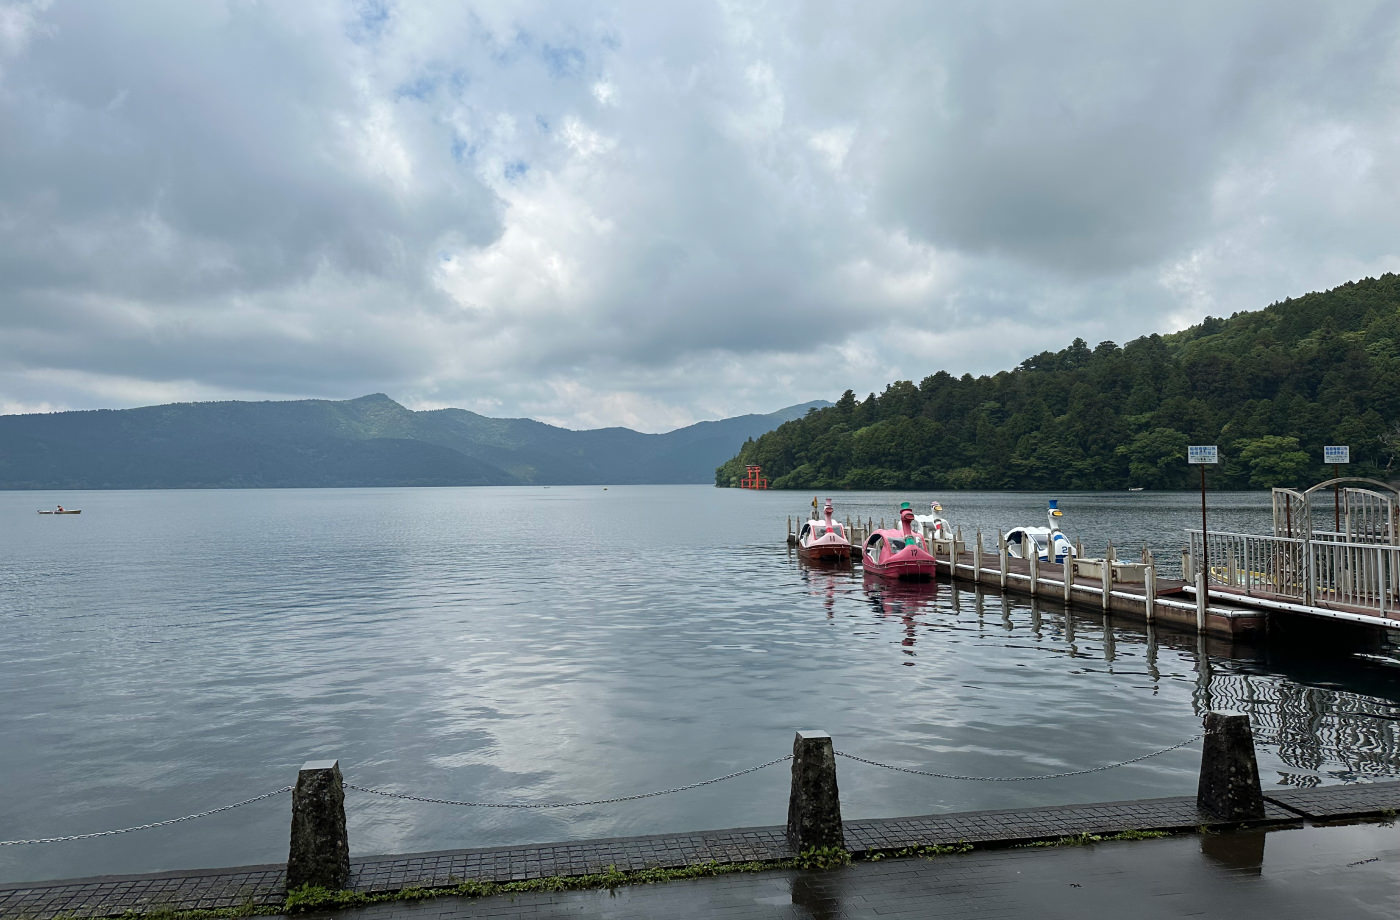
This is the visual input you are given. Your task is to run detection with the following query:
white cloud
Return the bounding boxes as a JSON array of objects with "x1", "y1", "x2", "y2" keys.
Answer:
[{"x1": 2, "y1": 0, "x2": 1400, "y2": 431}]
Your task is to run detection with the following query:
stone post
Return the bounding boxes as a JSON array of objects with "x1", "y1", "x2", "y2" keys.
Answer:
[
  {"x1": 786, "y1": 731, "x2": 844, "y2": 851},
  {"x1": 1197, "y1": 712, "x2": 1264, "y2": 821},
  {"x1": 288, "y1": 760, "x2": 350, "y2": 892}
]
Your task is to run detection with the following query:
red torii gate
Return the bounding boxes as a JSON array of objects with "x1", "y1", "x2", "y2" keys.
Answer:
[{"x1": 740, "y1": 464, "x2": 769, "y2": 489}]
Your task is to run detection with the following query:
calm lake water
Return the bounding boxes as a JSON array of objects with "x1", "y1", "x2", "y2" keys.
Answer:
[{"x1": 2, "y1": 485, "x2": 1398, "y2": 884}]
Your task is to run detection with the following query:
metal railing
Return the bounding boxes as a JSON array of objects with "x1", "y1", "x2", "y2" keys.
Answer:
[{"x1": 1188, "y1": 530, "x2": 1400, "y2": 616}]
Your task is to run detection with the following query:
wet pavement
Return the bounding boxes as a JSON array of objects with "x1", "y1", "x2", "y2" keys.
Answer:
[
  {"x1": 288, "y1": 820, "x2": 1400, "y2": 920},
  {"x1": 4, "y1": 783, "x2": 1398, "y2": 919}
]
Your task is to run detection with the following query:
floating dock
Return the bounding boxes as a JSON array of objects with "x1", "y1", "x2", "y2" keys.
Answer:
[{"x1": 788, "y1": 516, "x2": 1267, "y2": 640}]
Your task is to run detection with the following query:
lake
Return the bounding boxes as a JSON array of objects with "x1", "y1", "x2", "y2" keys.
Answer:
[{"x1": 2, "y1": 485, "x2": 1398, "y2": 884}]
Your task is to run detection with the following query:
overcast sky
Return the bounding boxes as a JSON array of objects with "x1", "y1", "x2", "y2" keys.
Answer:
[{"x1": 2, "y1": 1, "x2": 1398, "y2": 431}]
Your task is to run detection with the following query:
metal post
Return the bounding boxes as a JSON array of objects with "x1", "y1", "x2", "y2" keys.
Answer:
[
  {"x1": 1305, "y1": 539, "x2": 1316, "y2": 607},
  {"x1": 1200, "y1": 465, "x2": 1209, "y2": 609},
  {"x1": 786, "y1": 731, "x2": 844, "y2": 851},
  {"x1": 287, "y1": 760, "x2": 350, "y2": 892},
  {"x1": 1243, "y1": 539, "x2": 1251, "y2": 594},
  {"x1": 1195, "y1": 570, "x2": 1207, "y2": 632}
]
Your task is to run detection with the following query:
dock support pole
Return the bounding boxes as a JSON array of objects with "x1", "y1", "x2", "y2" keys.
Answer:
[
  {"x1": 1195, "y1": 571, "x2": 1208, "y2": 632},
  {"x1": 786, "y1": 730, "x2": 844, "y2": 851},
  {"x1": 1197, "y1": 711, "x2": 1264, "y2": 821},
  {"x1": 1144, "y1": 563, "x2": 1156, "y2": 623},
  {"x1": 1028, "y1": 550, "x2": 1039, "y2": 596},
  {"x1": 287, "y1": 760, "x2": 350, "y2": 892},
  {"x1": 973, "y1": 532, "x2": 983, "y2": 584},
  {"x1": 1101, "y1": 555, "x2": 1112, "y2": 612},
  {"x1": 1063, "y1": 556, "x2": 1073, "y2": 604},
  {"x1": 998, "y1": 532, "x2": 1008, "y2": 589}
]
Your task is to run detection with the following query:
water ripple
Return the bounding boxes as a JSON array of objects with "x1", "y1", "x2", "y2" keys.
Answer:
[{"x1": 1, "y1": 486, "x2": 1397, "y2": 885}]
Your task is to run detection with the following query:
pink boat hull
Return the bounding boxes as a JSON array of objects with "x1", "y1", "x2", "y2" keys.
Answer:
[
  {"x1": 798, "y1": 535, "x2": 853, "y2": 561},
  {"x1": 862, "y1": 526, "x2": 938, "y2": 580}
]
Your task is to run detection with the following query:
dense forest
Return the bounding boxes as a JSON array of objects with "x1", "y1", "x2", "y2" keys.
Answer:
[{"x1": 717, "y1": 274, "x2": 1400, "y2": 491}]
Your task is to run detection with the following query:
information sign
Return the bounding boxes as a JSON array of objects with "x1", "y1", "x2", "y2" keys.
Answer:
[
  {"x1": 1323, "y1": 445, "x2": 1350, "y2": 464},
  {"x1": 1187, "y1": 445, "x2": 1219, "y2": 465}
]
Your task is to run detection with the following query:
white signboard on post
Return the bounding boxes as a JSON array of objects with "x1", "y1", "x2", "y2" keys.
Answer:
[
  {"x1": 1323, "y1": 445, "x2": 1350, "y2": 464},
  {"x1": 1187, "y1": 445, "x2": 1219, "y2": 465}
]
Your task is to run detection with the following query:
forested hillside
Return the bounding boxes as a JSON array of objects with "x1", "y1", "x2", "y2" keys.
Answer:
[{"x1": 717, "y1": 274, "x2": 1400, "y2": 490}]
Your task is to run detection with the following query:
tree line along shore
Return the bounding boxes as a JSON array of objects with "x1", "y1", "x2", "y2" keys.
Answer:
[{"x1": 717, "y1": 274, "x2": 1400, "y2": 491}]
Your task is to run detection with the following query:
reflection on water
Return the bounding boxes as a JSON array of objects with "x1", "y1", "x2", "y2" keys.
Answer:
[
  {"x1": 861, "y1": 573, "x2": 939, "y2": 663},
  {"x1": 1201, "y1": 828, "x2": 1267, "y2": 875},
  {"x1": 0, "y1": 485, "x2": 1397, "y2": 885}
]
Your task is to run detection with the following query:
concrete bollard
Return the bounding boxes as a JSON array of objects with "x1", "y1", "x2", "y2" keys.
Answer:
[
  {"x1": 786, "y1": 731, "x2": 844, "y2": 851},
  {"x1": 287, "y1": 760, "x2": 350, "y2": 892},
  {"x1": 1197, "y1": 712, "x2": 1265, "y2": 821}
]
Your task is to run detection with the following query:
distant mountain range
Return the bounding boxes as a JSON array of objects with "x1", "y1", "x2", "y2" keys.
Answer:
[{"x1": 0, "y1": 394, "x2": 830, "y2": 489}]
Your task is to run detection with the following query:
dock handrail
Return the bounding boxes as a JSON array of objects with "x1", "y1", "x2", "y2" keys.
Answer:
[{"x1": 1188, "y1": 529, "x2": 1399, "y2": 616}]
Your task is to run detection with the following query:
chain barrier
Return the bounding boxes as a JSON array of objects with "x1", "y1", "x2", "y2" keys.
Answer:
[
  {"x1": 834, "y1": 733, "x2": 1204, "y2": 782},
  {"x1": 344, "y1": 754, "x2": 794, "y2": 808},
  {"x1": 0, "y1": 786, "x2": 293, "y2": 847},
  {"x1": 0, "y1": 733, "x2": 1229, "y2": 844}
]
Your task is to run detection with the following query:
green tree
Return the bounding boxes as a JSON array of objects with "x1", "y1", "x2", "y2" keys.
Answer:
[
  {"x1": 1115, "y1": 428, "x2": 1190, "y2": 489},
  {"x1": 1234, "y1": 436, "x2": 1311, "y2": 488}
]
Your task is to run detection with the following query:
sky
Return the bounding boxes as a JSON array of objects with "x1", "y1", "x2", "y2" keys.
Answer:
[{"x1": 2, "y1": 1, "x2": 1399, "y2": 432}]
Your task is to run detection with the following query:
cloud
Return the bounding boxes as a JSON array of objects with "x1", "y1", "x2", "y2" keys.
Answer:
[{"x1": 2, "y1": 0, "x2": 1399, "y2": 430}]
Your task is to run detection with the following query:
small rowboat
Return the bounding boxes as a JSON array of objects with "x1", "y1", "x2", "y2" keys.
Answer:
[{"x1": 38, "y1": 509, "x2": 82, "y2": 514}]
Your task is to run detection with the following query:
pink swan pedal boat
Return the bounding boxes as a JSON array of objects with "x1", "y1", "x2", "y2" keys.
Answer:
[
  {"x1": 861, "y1": 502, "x2": 938, "y2": 580},
  {"x1": 796, "y1": 498, "x2": 853, "y2": 562}
]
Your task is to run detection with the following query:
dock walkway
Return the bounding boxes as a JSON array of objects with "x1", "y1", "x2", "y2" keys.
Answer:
[{"x1": 794, "y1": 521, "x2": 1400, "y2": 638}]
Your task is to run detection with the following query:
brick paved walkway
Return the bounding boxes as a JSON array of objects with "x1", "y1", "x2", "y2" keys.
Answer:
[
  {"x1": 3, "y1": 782, "x2": 1396, "y2": 919},
  {"x1": 284, "y1": 821, "x2": 1400, "y2": 920}
]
